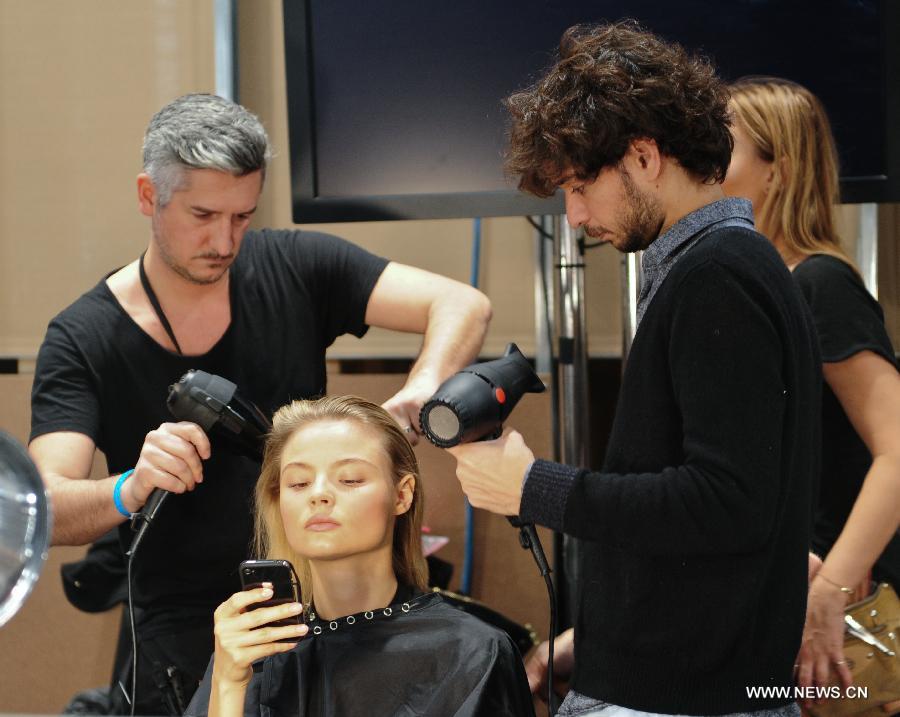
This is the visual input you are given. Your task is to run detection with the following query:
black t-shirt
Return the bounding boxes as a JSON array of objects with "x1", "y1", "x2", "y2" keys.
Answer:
[
  {"x1": 30, "y1": 229, "x2": 388, "y2": 634},
  {"x1": 793, "y1": 254, "x2": 900, "y2": 587}
]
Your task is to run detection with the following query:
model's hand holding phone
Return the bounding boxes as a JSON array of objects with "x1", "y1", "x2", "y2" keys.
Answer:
[{"x1": 212, "y1": 560, "x2": 307, "y2": 688}]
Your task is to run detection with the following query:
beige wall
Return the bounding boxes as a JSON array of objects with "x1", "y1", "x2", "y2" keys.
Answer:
[
  {"x1": 0, "y1": 0, "x2": 216, "y2": 359},
  {"x1": 1, "y1": 2, "x2": 898, "y2": 362},
  {"x1": 0, "y1": 0, "x2": 629, "y2": 363}
]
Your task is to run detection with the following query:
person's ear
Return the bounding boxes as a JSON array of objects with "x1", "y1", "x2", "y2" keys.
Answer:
[
  {"x1": 394, "y1": 474, "x2": 415, "y2": 516},
  {"x1": 137, "y1": 173, "x2": 157, "y2": 217},
  {"x1": 766, "y1": 156, "x2": 788, "y2": 195},
  {"x1": 626, "y1": 138, "x2": 662, "y2": 181}
]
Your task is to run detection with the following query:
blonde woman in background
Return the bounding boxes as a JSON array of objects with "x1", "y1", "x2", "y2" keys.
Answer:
[
  {"x1": 724, "y1": 77, "x2": 900, "y2": 696},
  {"x1": 184, "y1": 395, "x2": 533, "y2": 717}
]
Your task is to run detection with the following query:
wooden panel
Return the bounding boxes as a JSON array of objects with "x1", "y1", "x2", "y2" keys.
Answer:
[{"x1": 0, "y1": 546, "x2": 120, "y2": 714}]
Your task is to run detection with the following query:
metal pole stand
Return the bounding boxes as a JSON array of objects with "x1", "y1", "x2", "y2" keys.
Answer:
[{"x1": 550, "y1": 216, "x2": 589, "y2": 629}]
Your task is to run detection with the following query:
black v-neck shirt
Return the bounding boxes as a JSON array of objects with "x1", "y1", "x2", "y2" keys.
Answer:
[{"x1": 31, "y1": 229, "x2": 387, "y2": 633}]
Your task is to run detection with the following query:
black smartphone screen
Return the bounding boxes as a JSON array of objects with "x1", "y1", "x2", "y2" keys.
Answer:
[{"x1": 239, "y1": 559, "x2": 304, "y2": 637}]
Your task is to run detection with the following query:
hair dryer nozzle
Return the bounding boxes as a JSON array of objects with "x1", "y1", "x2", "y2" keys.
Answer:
[
  {"x1": 166, "y1": 370, "x2": 237, "y2": 432},
  {"x1": 167, "y1": 370, "x2": 271, "y2": 461},
  {"x1": 419, "y1": 343, "x2": 544, "y2": 448}
]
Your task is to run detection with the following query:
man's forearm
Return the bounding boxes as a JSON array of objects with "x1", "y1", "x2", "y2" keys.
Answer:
[
  {"x1": 406, "y1": 287, "x2": 492, "y2": 386},
  {"x1": 45, "y1": 472, "x2": 130, "y2": 545},
  {"x1": 30, "y1": 432, "x2": 130, "y2": 545},
  {"x1": 370, "y1": 265, "x2": 492, "y2": 432}
]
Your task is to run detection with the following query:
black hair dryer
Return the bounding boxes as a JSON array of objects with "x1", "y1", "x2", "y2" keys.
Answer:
[
  {"x1": 166, "y1": 369, "x2": 271, "y2": 461},
  {"x1": 420, "y1": 344, "x2": 551, "y2": 578},
  {"x1": 419, "y1": 343, "x2": 545, "y2": 448},
  {"x1": 127, "y1": 370, "x2": 271, "y2": 558}
]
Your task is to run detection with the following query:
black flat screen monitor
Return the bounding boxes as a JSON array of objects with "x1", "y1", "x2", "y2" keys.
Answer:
[{"x1": 283, "y1": 0, "x2": 900, "y2": 223}]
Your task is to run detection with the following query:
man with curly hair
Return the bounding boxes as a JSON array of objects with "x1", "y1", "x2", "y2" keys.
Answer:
[{"x1": 450, "y1": 22, "x2": 819, "y2": 717}]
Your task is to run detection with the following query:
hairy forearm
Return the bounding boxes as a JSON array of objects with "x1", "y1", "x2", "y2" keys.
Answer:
[
  {"x1": 819, "y1": 454, "x2": 900, "y2": 587},
  {"x1": 28, "y1": 432, "x2": 128, "y2": 546},
  {"x1": 407, "y1": 289, "x2": 491, "y2": 384},
  {"x1": 45, "y1": 473, "x2": 130, "y2": 545}
]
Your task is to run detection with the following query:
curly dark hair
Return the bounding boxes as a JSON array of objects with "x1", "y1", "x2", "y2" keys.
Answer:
[{"x1": 505, "y1": 21, "x2": 733, "y2": 197}]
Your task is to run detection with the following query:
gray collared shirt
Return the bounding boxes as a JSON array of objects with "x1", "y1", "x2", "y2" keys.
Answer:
[{"x1": 636, "y1": 197, "x2": 755, "y2": 328}]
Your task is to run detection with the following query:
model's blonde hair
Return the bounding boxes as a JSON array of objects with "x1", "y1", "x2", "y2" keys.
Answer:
[
  {"x1": 253, "y1": 395, "x2": 427, "y2": 606},
  {"x1": 729, "y1": 77, "x2": 855, "y2": 268}
]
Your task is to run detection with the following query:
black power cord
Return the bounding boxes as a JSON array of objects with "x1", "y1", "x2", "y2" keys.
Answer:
[
  {"x1": 126, "y1": 551, "x2": 138, "y2": 717},
  {"x1": 527, "y1": 215, "x2": 554, "y2": 241},
  {"x1": 514, "y1": 523, "x2": 558, "y2": 715},
  {"x1": 124, "y1": 490, "x2": 173, "y2": 715},
  {"x1": 119, "y1": 370, "x2": 271, "y2": 713},
  {"x1": 528, "y1": 213, "x2": 568, "y2": 714}
]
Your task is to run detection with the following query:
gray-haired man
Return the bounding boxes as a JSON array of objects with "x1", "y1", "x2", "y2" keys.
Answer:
[{"x1": 29, "y1": 94, "x2": 491, "y2": 714}]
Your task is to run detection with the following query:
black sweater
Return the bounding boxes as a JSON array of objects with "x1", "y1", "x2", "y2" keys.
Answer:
[{"x1": 521, "y1": 227, "x2": 820, "y2": 714}]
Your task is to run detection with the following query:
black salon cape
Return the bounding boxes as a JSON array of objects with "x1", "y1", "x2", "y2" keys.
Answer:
[{"x1": 186, "y1": 593, "x2": 535, "y2": 717}]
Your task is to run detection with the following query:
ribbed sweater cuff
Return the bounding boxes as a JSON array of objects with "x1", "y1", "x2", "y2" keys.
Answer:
[{"x1": 519, "y1": 459, "x2": 579, "y2": 531}]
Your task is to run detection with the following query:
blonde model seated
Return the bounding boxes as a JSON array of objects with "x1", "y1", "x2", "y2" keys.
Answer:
[{"x1": 185, "y1": 396, "x2": 534, "y2": 717}]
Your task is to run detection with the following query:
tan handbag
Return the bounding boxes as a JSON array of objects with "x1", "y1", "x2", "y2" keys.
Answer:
[{"x1": 807, "y1": 582, "x2": 900, "y2": 717}]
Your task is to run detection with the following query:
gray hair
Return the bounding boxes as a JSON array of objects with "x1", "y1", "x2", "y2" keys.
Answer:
[{"x1": 142, "y1": 93, "x2": 271, "y2": 205}]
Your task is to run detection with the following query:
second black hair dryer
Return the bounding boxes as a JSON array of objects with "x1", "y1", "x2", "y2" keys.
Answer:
[
  {"x1": 420, "y1": 344, "x2": 551, "y2": 577},
  {"x1": 128, "y1": 370, "x2": 271, "y2": 557},
  {"x1": 418, "y1": 343, "x2": 545, "y2": 449}
]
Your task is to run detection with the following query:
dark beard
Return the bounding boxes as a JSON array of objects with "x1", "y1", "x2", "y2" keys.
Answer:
[
  {"x1": 617, "y1": 167, "x2": 665, "y2": 253},
  {"x1": 166, "y1": 259, "x2": 230, "y2": 286},
  {"x1": 152, "y1": 216, "x2": 231, "y2": 285}
]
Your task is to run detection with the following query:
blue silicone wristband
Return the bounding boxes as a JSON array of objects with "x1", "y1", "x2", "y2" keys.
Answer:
[{"x1": 113, "y1": 469, "x2": 135, "y2": 518}]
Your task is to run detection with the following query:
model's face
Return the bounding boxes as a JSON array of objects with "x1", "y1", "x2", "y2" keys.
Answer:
[
  {"x1": 278, "y1": 420, "x2": 411, "y2": 564},
  {"x1": 560, "y1": 164, "x2": 664, "y2": 253},
  {"x1": 145, "y1": 168, "x2": 262, "y2": 285},
  {"x1": 723, "y1": 120, "x2": 772, "y2": 218}
]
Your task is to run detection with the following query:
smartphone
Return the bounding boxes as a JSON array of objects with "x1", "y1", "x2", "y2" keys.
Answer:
[{"x1": 238, "y1": 559, "x2": 303, "y2": 639}]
